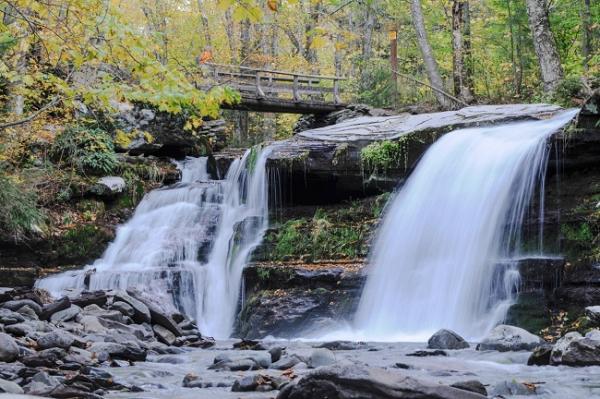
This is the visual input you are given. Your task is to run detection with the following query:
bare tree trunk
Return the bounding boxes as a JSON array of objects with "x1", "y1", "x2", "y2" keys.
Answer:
[
  {"x1": 224, "y1": 10, "x2": 237, "y2": 63},
  {"x1": 525, "y1": 0, "x2": 563, "y2": 91},
  {"x1": 452, "y1": 0, "x2": 474, "y2": 103},
  {"x1": 581, "y1": 0, "x2": 592, "y2": 72},
  {"x1": 410, "y1": 0, "x2": 452, "y2": 108},
  {"x1": 360, "y1": 3, "x2": 376, "y2": 90},
  {"x1": 240, "y1": 19, "x2": 251, "y2": 65},
  {"x1": 303, "y1": 0, "x2": 321, "y2": 73},
  {"x1": 196, "y1": 0, "x2": 212, "y2": 46}
]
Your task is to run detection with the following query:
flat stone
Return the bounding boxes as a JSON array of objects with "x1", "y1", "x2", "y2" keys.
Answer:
[
  {"x1": 0, "y1": 308, "x2": 25, "y2": 325},
  {"x1": 37, "y1": 330, "x2": 75, "y2": 350},
  {"x1": 50, "y1": 305, "x2": 82, "y2": 324},
  {"x1": 110, "y1": 301, "x2": 134, "y2": 318},
  {"x1": 0, "y1": 377, "x2": 24, "y2": 394},
  {"x1": 153, "y1": 324, "x2": 176, "y2": 346},
  {"x1": 40, "y1": 297, "x2": 71, "y2": 321},
  {"x1": 308, "y1": 348, "x2": 336, "y2": 368},
  {"x1": 2, "y1": 299, "x2": 42, "y2": 315}
]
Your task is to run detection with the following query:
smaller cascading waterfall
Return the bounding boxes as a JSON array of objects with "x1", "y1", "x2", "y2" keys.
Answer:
[
  {"x1": 37, "y1": 147, "x2": 273, "y2": 339},
  {"x1": 354, "y1": 110, "x2": 578, "y2": 342}
]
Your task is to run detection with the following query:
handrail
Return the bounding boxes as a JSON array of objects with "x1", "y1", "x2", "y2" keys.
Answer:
[{"x1": 202, "y1": 62, "x2": 346, "y2": 81}]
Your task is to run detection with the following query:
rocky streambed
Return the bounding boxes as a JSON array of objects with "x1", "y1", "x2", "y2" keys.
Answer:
[{"x1": 2, "y1": 287, "x2": 600, "y2": 398}]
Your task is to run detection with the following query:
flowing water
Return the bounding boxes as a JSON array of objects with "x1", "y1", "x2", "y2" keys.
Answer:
[
  {"x1": 353, "y1": 110, "x2": 578, "y2": 342},
  {"x1": 37, "y1": 147, "x2": 273, "y2": 338}
]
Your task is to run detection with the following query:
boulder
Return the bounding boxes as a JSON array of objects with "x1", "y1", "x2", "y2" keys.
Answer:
[
  {"x1": 50, "y1": 305, "x2": 82, "y2": 324},
  {"x1": 269, "y1": 346, "x2": 284, "y2": 363},
  {"x1": 585, "y1": 306, "x2": 600, "y2": 325},
  {"x1": 550, "y1": 330, "x2": 600, "y2": 366},
  {"x1": 271, "y1": 355, "x2": 305, "y2": 370},
  {"x1": 2, "y1": 299, "x2": 42, "y2": 315},
  {"x1": 277, "y1": 365, "x2": 486, "y2": 398},
  {"x1": 527, "y1": 345, "x2": 553, "y2": 366},
  {"x1": 15, "y1": 305, "x2": 39, "y2": 320},
  {"x1": 39, "y1": 297, "x2": 71, "y2": 321},
  {"x1": 37, "y1": 330, "x2": 75, "y2": 350},
  {"x1": 0, "y1": 333, "x2": 20, "y2": 362},
  {"x1": 153, "y1": 324, "x2": 176, "y2": 346},
  {"x1": 308, "y1": 348, "x2": 336, "y2": 368},
  {"x1": 23, "y1": 371, "x2": 61, "y2": 394},
  {"x1": 108, "y1": 290, "x2": 151, "y2": 324},
  {"x1": 427, "y1": 329, "x2": 470, "y2": 350},
  {"x1": 21, "y1": 348, "x2": 67, "y2": 368},
  {"x1": 89, "y1": 342, "x2": 147, "y2": 362},
  {"x1": 450, "y1": 380, "x2": 487, "y2": 396},
  {"x1": 0, "y1": 308, "x2": 25, "y2": 325},
  {"x1": 477, "y1": 325, "x2": 543, "y2": 352},
  {"x1": 110, "y1": 301, "x2": 134, "y2": 318},
  {"x1": 128, "y1": 291, "x2": 182, "y2": 336},
  {"x1": 232, "y1": 374, "x2": 283, "y2": 392},
  {"x1": 0, "y1": 377, "x2": 24, "y2": 394}
]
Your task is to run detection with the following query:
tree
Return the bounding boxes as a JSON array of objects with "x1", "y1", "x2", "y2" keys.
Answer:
[
  {"x1": 451, "y1": 0, "x2": 474, "y2": 103},
  {"x1": 525, "y1": 0, "x2": 563, "y2": 91},
  {"x1": 410, "y1": 0, "x2": 453, "y2": 108}
]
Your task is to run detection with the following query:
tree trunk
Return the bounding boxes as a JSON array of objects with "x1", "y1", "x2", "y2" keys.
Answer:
[
  {"x1": 452, "y1": 0, "x2": 474, "y2": 103},
  {"x1": 360, "y1": 3, "x2": 376, "y2": 90},
  {"x1": 410, "y1": 0, "x2": 452, "y2": 108},
  {"x1": 581, "y1": 0, "x2": 591, "y2": 71},
  {"x1": 196, "y1": 0, "x2": 212, "y2": 46},
  {"x1": 303, "y1": 0, "x2": 321, "y2": 73},
  {"x1": 224, "y1": 9, "x2": 237, "y2": 63},
  {"x1": 524, "y1": 0, "x2": 563, "y2": 91}
]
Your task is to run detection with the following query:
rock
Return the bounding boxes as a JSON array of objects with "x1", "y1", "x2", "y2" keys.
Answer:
[
  {"x1": 37, "y1": 330, "x2": 75, "y2": 350},
  {"x1": 108, "y1": 290, "x2": 151, "y2": 324},
  {"x1": 0, "y1": 333, "x2": 20, "y2": 362},
  {"x1": 550, "y1": 330, "x2": 600, "y2": 366},
  {"x1": 232, "y1": 374, "x2": 273, "y2": 392},
  {"x1": 428, "y1": 329, "x2": 470, "y2": 350},
  {"x1": 39, "y1": 297, "x2": 71, "y2": 321},
  {"x1": 233, "y1": 339, "x2": 267, "y2": 350},
  {"x1": 89, "y1": 342, "x2": 147, "y2": 362},
  {"x1": 78, "y1": 315, "x2": 107, "y2": 334},
  {"x1": 2, "y1": 299, "x2": 42, "y2": 315},
  {"x1": 308, "y1": 348, "x2": 336, "y2": 368},
  {"x1": 527, "y1": 345, "x2": 553, "y2": 366},
  {"x1": 0, "y1": 308, "x2": 25, "y2": 325},
  {"x1": 182, "y1": 373, "x2": 207, "y2": 388},
  {"x1": 22, "y1": 348, "x2": 67, "y2": 367},
  {"x1": 477, "y1": 325, "x2": 543, "y2": 352},
  {"x1": 110, "y1": 301, "x2": 134, "y2": 318},
  {"x1": 585, "y1": 306, "x2": 600, "y2": 325},
  {"x1": 5, "y1": 322, "x2": 35, "y2": 337},
  {"x1": 271, "y1": 355, "x2": 304, "y2": 370},
  {"x1": 15, "y1": 305, "x2": 39, "y2": 320},
  {"x1": 450, "y1": 380, "x2": 487, "y2": 396},
  {"x1": 89, "y1": 176, "x2": 126, "y2": 197},
  {"x1": 489, "y1": 380, "x2": 537, "y2": 396},
  {"x1": 50, "y1": 305, "x2": 82, "y2": 324},
  {"x1": 269, "y1": 346, "x2": 284, "y2": 363},
  {"x1": 24, "y1": 371, "x2": 61, "y2": 394},
  {"x1": 406, "y1": 350, "x2": 448, "y2": 357},
  {"x1": 0, "y1": 377, "x2": 24, "y2": 394},
  {"x1": 314, "y1": 341, "x2": 372, "y2": 351},
  {"x1": 153, "y1": 324, "x2": 176, "y2": 346},
  {"x1": 277, "y1": 364, "x2": 486, "y2": 398},
  {"x1": 128, "y1": 291, "x2": 182, "y2": 336}
]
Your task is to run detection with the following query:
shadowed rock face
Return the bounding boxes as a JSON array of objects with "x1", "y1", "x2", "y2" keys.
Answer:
[{"x1": 266, "y1": 104, "x2": 564, "y2": 204}]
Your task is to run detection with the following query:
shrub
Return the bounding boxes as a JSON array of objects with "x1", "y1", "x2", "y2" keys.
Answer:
[
  {"x1": 51, "y1": 125, "x2": 118, "y2": 175},
  {"x1": 0, "y1": 174, "x2": 45, "y2": 240},
  {"x1": 360, "y1": 140, "x2": 404, "y2": 174}
]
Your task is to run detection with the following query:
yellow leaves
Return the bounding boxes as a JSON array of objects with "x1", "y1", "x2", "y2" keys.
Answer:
[{"x1": 310, "y1": 36, "x2": 327, "y2": 50}]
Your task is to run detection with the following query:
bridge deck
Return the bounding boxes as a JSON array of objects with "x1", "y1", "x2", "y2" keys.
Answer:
[{"x1": 196, "y1": 63, "x2": 347, "y2": 114}]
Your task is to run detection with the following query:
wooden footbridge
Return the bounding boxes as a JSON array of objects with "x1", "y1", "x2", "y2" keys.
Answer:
[{"x1": 197, "y1": 63, "x2": 346, "y2": 114}]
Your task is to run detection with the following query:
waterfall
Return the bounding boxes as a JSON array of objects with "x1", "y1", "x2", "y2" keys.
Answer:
[
  {"x1": 37, "y1": 147, "x2": 272, "y2": 339},
  {"x1": 354, "y1": 110, "x2": 578, "y2": 342}
]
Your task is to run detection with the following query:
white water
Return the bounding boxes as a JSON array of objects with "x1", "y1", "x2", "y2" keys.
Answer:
[
  {"x1": 352, "y1": 110, "x2": 578, "y2": 342},
  {"x1": 37, "y1": 148, "x2": 272, "y2": 338}
]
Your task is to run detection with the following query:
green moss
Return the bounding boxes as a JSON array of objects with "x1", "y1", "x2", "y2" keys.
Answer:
[
  {"x1": 256, "y1": 267, "x2": 271, "y2": 281},
  {"x1": 361, "y1": 140, "x2": 404, "y2": 173},
  {"x1": 55, "y1": 225, "x2": 113, "y2": 261}
]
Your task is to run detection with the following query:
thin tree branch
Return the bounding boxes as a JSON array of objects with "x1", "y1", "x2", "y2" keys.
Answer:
[
  {"x1": 0, "y1": 97, "x2": 61, "y2": 130},
  {"x1": 392, "y1": 70, "x2": 468, "y2": 108}
]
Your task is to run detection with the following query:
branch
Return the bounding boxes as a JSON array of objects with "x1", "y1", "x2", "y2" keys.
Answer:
[
  {"x1": 392, "y1": 70, "x2": 469, "y2": 108},
  {"x1": 0, "y1": 97, "x2": 61, "y2": 130}
]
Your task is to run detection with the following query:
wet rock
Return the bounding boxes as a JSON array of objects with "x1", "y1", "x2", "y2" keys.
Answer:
[
  {"x1": 40, "y1": 297, "x2": 71, "y2": 321},
  {"x1": 153, "y1": 324, "x2": 176, "y2": 345},
  {"x1": 2, "y1": 299, "x2": 42, "y2": 315},
  {"x1": 0, "y1": 332, "x2": 20, "y2": 362},
  {"x1": 314, "y1": 341, "x2": 372, "y2": 351},
  {"x1": 108, "y1": 290, "x2": 151, "y2": 324},
  {"x1": 0, "y1": 377, "x2": 24, "y2": 394},
  {"x1": 407, "y1": 350, "x2": 448, "y2": 357},
  {"x1": 78, "y1": 315, "x2": 107, "y2": 334},
  {"x1": 110, "y1": 301, "x2": 134, "y2": 318},
  {"x1": 89, "y1": 342, "x2": 147, "y2": 362},
  {"x1": 50, "y1": 305, "x2": 82, "y2": 324},
  {"x1": 489, "y1": 380, "x2": 537, "y2": 396},
  {"x1": 234, "y1": 339, "x2": 267, "y2": 350},
  {"x1": 585, "y1": 306, "x2": 600, "y2": 325},
  {"x1": 0, "y1": 308, "x2": 25, "y2": 325},
  {"x1": 5, "y1": 322, "x2": 35, "y2": 337},
  {"x1": 37, "y1": 330, "x2": 75, "y2": 350},
  {"x1": 24, "y1": 371, "x2": 61, "y2": 394},
  {"x1": 477, "y1": 325, "x2": 543, "y2": 352},
  {"x1": 269, "y1": 346, "x2": 284, "y2": 363},
  {"x1": 308, "y1": 348, "x2": 336, "y2": 368},
  {"x1": 232, "y1": 374, "x2": 275, "y2": 392},
  {"x1": 128, "y1": 292, "x2": 182, "y2": 336},
  {"x1": 527, "y1": 345, "x2": 553, "y2": 366},
  {"x1": 271, "y1": 355, "x2": 304, "y2": 370},
  {"x1": 22, "y1": 348, "x2": 67, "y2": 368},
  {"x1": 182, "y1": 373, "x2": 207, "y2": 388},
  {"x1": 16, "y1": 305, "x2": 39, "y2": 320},
  {"x1": 450, "y1": 380, "x2": 487, "y2": 396},
  {"x1": 550, "y1": 330, "x2": 600, "y2": 366},
  {"x1": 277, "y1": 364, "x2": 486, "y2": 398},
  {"x1": 428, "y1": 329, "x2": 470, "y2": 350}
]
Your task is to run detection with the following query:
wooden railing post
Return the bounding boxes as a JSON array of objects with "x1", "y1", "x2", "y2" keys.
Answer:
[
  {"x1": 293, "y1": 74, "x2": 300, "y2": 102},
  {"x1": 256, "y1": 71, "x2": 265, "y2": 98},
  {"x1": 333, "y1": 78, "x2": 341, "y2": 104}
]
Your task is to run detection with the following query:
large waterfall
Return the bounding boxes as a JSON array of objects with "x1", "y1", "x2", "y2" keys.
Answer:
[
  {"x1": 354, "y1": 110, "x2": 578, "y2": 341},
  {"x1": 37, "y1": 147, "x2": 272, "y2": 338}
]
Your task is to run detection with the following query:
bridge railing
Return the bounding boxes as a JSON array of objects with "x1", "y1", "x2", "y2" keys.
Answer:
[{"x1": 197, "y1": 63, "x2": 345, "y2": 105}]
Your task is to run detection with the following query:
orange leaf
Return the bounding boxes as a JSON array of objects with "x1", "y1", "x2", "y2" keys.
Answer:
[{"x1": 267, "y1": 0, "x2": 278, "y2": 12}]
